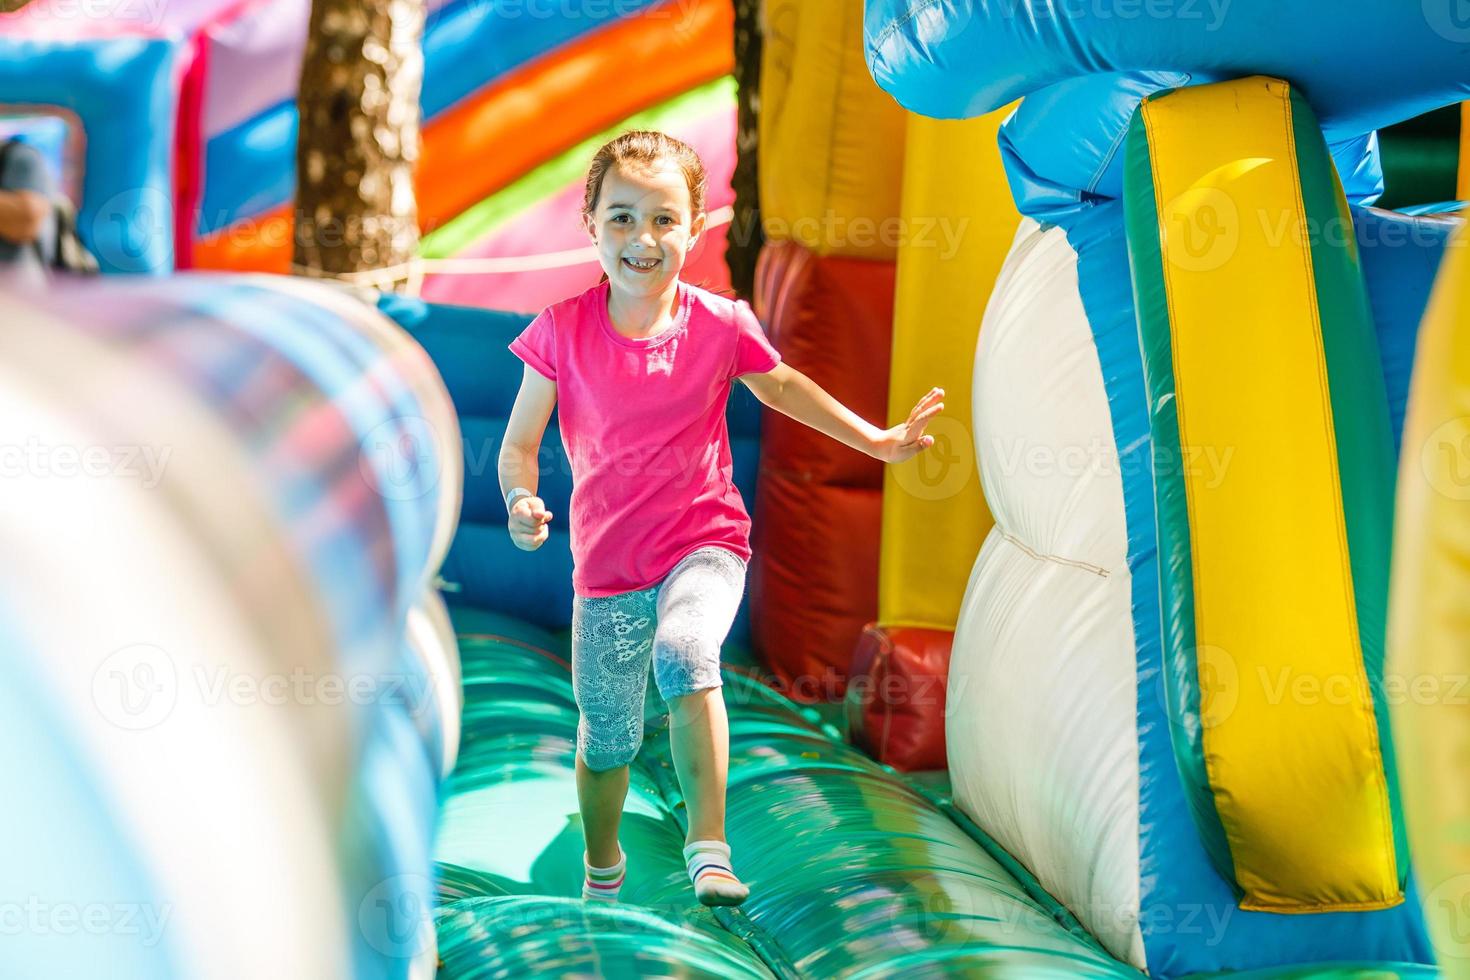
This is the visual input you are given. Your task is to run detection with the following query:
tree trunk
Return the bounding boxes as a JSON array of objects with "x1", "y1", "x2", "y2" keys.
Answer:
[
  {"x1": 727, "y1": 0, "x2": 763, "y2": 302},
  {"x1": 293, "y1": 0, "x2": 425, "y2": 292}
]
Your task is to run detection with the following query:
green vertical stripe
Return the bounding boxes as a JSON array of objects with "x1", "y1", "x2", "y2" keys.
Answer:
[
  {"x1": 1123, "y1": 96, "x2": 1241, "y2": 897},
  {"x1": 1287, "y1": 89, "x2": 1408, "y2": 887}
]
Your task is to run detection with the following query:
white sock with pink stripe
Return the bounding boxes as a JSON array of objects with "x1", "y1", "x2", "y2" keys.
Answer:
[
  {"x1": 683, "y1": 839, "x2": 748, "y2": 906},
  {"x1": 582, "y1": 847, "x2": 626, "y2": 902}
]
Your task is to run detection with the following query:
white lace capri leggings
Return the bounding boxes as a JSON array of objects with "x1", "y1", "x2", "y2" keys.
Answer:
[{"x1": 571, "y1": 546, "x2": 747, "y2": 772}]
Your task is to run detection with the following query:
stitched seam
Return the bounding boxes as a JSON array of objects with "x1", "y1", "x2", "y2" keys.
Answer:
[
  {"x1": 1089, "y1": 119, "x2": 1133, "y2": 196},
  {"x1": 1089, "y1": 74, "x2": 1194, "y2": 196},
  {"x1": 868, "y1": 0, "x2": 944, "y2": 53},
  {"x1": 998, "y1": 530, "x2": 1110, "y2": 578}
]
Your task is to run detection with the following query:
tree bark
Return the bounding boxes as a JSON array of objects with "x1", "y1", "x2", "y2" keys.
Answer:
[
  {"x1": 727, "y1": 0, "x2": 764, "y2": 302},
  {"x1": 293, "y1": 0, "x2": 425, "y2": 292}
]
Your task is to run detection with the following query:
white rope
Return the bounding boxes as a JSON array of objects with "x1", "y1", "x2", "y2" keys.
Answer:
[{"x1": 289, "y1": 205, "x2": 736, "y2": 287}]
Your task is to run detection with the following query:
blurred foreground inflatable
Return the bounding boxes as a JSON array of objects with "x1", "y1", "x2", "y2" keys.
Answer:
[{"x1": 0, "y1": 275, "x2": 461, "y2": 978}]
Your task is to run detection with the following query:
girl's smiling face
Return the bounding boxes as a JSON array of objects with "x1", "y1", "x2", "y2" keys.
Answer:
[{"x1": 585, "y1": 159, "x2": 705, "y2": 298}]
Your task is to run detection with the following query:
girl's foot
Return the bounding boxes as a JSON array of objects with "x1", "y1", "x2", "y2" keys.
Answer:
[
  {"x1": 683, "y1": 839, "x2": 748, "y2": 906},
  {"x1": 583, "y1": 847, "x2": 626, "y2": 902}
]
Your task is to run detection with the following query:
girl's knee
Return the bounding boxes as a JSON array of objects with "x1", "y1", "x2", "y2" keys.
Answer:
[
  {"x1": 665, "y1": 682, "x2": 723, "y2": 715},
  {"x1": 579, "y1": 729, "x2": 643, "y2": 771},
  {"x1": 654, "y1": 640, "x2": 723, "y2": 701}
]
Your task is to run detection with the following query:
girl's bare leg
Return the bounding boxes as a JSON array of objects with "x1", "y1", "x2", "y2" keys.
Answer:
[
  {"x1": 576, "y1": 755, "x2": 630, "y2": 867},
  {"x1": 668, "y1": 686, "x2": 729, "y2": 844}
]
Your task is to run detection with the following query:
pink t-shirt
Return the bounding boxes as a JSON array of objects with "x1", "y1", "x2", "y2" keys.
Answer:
[{"x1": 508, "y1": 279, "x2": 782, "y2": 597}]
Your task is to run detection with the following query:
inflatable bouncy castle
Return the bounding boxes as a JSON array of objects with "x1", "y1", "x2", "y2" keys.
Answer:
[
  {"x1": 864, "y1": 0, "x2": 1469, "y2": 974},
  {"x1": 6, "y1": 0, "x2": 1470, "y2": 977},
  {"x1": 1, "y1": 0, "x2": 736, "y2": 309}
]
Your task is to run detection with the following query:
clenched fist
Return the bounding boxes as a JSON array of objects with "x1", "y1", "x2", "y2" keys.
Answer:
[{"x1": 508, "y1": 495, "x2": 554, "y2": 551}]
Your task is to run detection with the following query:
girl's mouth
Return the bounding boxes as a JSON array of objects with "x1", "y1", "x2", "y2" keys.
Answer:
[{"x1": 622, "y1": 256, "x2": 660, "y2": 273}]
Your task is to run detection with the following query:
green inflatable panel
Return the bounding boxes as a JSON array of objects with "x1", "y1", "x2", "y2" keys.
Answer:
[
  {"x1": 433, "y1": 624, "x2": 1135, "y2": 978},
  {"x1": 432, "y1": 617, "x2": 1444, "y2": 978},
  {"x1": 436, "y1": 897, "x2": 776, "y2": 978}
]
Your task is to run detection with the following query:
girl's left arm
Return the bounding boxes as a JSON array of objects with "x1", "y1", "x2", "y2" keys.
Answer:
[{"x1": 739, "y1": 362, "x2": 943, "y2": 464}]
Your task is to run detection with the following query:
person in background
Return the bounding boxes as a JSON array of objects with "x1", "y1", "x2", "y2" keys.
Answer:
[{"x1": 0, "y1": 137, "x2": 59, "y2": 285}]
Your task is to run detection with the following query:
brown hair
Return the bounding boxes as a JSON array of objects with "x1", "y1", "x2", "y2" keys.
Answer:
[{"x1": 582, "y1": 130, "x2": 708, "y2": 220}]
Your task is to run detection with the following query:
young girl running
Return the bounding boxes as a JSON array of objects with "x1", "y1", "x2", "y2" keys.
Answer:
[{"x1": 499, "y1": 131, "x2": 943, "y2": 908}]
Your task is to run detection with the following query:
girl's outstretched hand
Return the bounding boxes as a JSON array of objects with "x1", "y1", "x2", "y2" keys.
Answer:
[
  {"x1": 873, "y1": 387, "x2": 944, "y2": 464},
  {"x1": 508, "y1": 495, "x2": 554, "y2": 551}
]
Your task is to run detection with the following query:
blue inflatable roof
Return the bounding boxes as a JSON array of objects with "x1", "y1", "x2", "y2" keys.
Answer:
[
  {"x1": 865, "y1": 0, "x2": 1470, "y2": 140},
  {"x1": 995, "y1": 72, "x2": 1387, "y2": 221}
]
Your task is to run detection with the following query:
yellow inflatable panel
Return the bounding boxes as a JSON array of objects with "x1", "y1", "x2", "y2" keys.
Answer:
[
  {"x1": 758, "y1": 0, "x2": 906, "y2": 260},
  {"x1": 1391, "y1": 221, "x2": 1470, "y2": 972},
  {"x1": 879, "y1": 110, "x2": 1018, "y2": 628},
  {"x1": 1133, "y1": 78, "x2": 1398, "y2": 910}
]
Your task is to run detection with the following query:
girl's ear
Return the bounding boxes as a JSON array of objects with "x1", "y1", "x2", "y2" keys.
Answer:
[
  {"x1": 690, "y1": 210, "x2": 707, "y2": 243},
  {"x1": 582, "y1": 212, "x2": 597, "y2": 241}
]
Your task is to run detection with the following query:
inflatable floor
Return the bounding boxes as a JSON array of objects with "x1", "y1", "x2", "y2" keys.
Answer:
[{"x1": 428, "y1": 606, "x2": 1441, "y2": 980}]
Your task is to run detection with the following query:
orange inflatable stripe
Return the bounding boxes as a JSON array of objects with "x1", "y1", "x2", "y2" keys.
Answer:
[
  {"x1": 193, "y1": 0, "x2": 733, "y2": 272},
  {"x1": 418, "y1": 0, "x2": 732, "y2": 229},
  {"x1": 192, "y1": 209, "x2": 293, "y2": 272},
  {"x1": 1458, "y1": 101, "x2": 1469, "y2": 200}
]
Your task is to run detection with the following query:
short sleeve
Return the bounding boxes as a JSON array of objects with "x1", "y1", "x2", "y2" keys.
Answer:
[
  {"x1": 509, "y1": 308, "x2": 557, "y2": 381},
  {"x1": 730, "y1": 300, "x2": 781, "y2": 380}
]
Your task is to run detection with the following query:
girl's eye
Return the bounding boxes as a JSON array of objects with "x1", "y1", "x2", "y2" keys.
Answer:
[
  {"x1": 656, "y1": 216, "x2": 674, "y2": 226},
  {"x1": 611, "y1": 214, "x2": 631, "y2": 224}
]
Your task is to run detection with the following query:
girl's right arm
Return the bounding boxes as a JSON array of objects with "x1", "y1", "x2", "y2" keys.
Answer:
[{"x1": 499, "y1": 364, "x2": 557, "y2": 551}]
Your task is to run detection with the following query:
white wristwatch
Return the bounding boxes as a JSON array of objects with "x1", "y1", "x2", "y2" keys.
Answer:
[{"x1": 505, "y1": 486, "x2": 535, "y2": 511}]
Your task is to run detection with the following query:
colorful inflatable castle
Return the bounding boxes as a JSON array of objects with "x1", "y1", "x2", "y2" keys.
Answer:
[
  {"x1": 864, "y1": 0, "x2": 1470, "y2": 974},
  {"x1": 1, "y1": 0, "x2": 736, "y2": 309},
  {"x1": 7, "y1": 0, "x2": 1470, "y2": 977}
]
